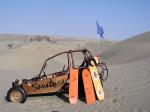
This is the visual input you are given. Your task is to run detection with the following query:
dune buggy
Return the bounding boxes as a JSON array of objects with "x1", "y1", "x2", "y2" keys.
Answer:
[{"x1": 6, "y1": 48, "x2": 108, "y2": 103}]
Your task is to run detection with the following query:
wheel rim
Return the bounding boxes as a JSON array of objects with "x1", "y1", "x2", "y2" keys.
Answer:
[{"x1": 10, "y1": 90, "x2": 22, "y2": 102}]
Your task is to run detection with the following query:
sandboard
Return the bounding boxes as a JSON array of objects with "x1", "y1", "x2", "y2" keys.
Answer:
[
  {"x1": 89, "y1": 65, "x2": 104, "y2": 101},
  {"x1": 82, "y1": 69, "x2": 96, "y2": 104},
  {"x1": 69, "y1": 67, "x2": 78, "y2": 104}
]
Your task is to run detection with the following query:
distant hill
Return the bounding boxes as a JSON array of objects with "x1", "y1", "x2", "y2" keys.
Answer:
[
  {"x1": 0, "y1": 34, "x2": 32, "y2": 41},
  {"x1": 83, "y1": 40, "x2": 118, "y2": 55},
  {"x1": 103, "y1": 31, "x2": 150, "y2": 65}
]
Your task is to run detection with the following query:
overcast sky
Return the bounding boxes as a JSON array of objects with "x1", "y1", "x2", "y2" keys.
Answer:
[{"x1": 0, "y1": 0, "x2": 150, "y2": 40}]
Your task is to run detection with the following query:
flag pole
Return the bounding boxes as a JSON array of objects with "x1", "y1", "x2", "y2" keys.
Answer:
[
  {"x1": 96, "y1": 20, "x2": 104, "y2": 62},
  {"x1": 98, "y1": 36, "x2": 101, "y2": 55}
]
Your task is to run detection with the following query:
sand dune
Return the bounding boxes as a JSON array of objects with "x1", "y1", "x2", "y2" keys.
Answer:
[
  {"x1": 103, "y1": 31, "x2": 150, "y2": 65},
  {"x1": 0, "y1": 41, "x2": 59, "y2": 71},
  {"x1": 83, "y1": 40, "x2": 118, "y2": 56},
  {"x1": 0, "y1": 35, "x2": 87, "y2": 71},
  {"x1": 0, "y1": 32, "x2": 150, "y2": 112}
]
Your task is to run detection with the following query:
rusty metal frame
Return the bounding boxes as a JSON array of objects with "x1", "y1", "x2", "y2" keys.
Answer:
[{"x1": 38, "y1": 49, "x2": 93, "y2": 77}]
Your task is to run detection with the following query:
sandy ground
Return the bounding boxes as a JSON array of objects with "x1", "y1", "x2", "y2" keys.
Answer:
[{"x1": 0, "y1": 32, "x2": 150, "y2": 112}]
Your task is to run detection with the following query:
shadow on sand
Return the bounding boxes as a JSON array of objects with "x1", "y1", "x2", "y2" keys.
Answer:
[
  {"x1": 5, "y1": 91, "x2": 86, "y2": 104},
  {"x1": 28, "y1": 91, "x2": 86, "y2": 103}
]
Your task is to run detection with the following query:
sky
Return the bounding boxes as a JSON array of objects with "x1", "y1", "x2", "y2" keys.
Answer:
[{"x1": 0, "y1": 0, "x2": 150, "y2": 40}]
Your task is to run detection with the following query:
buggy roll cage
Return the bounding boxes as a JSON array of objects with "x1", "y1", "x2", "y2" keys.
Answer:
[
  {"x1": 36, "y1": 48, "x2": 108, "y2": 81},
  {"x1": 38, "y1": 48, "x2": 93, "y2": 77}
]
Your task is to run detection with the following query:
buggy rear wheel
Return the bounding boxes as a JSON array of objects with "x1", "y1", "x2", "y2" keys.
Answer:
[{"x1": 7, "y1": 86, "x2": 27, "y2": 103}]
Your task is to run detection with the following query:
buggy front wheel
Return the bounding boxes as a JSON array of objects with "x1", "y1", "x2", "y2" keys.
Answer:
[{"x1": 7, "y1": 86, "x2": 27, "y2": 103}]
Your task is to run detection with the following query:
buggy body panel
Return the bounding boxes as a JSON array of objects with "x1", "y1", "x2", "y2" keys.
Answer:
[{"x1": 22, "y1": 72, "x2": 69, "y2": 95}]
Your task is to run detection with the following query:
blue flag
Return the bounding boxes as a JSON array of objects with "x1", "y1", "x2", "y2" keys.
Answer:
[{"x1": 96, "y1": 21, "x2": 104, "y2": 38}]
